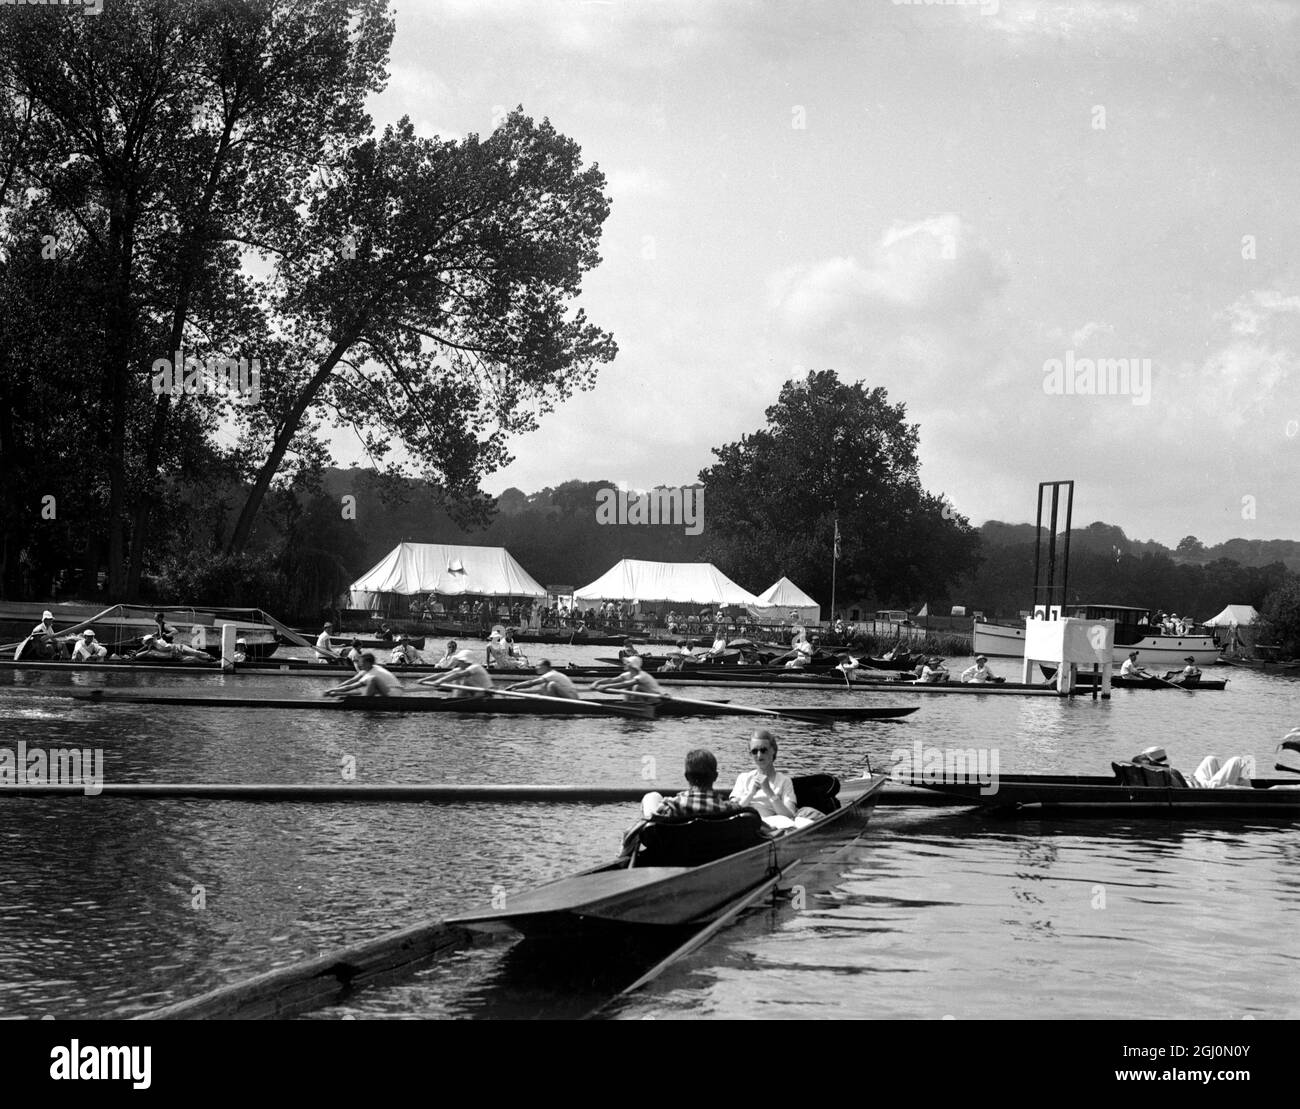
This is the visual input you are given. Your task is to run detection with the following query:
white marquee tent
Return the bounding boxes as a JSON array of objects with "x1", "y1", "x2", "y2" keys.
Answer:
[
  {"x1": 347, "y1": 542, "x2": 546, "y2": 611},
  {"x1": 747, "y1": 577, "x2": 821, "y2": 624},
  {"x1": 1204, "y1": 604, "x2": 1259, "y2": 627},
  {"x1": 573, "y1": 560, "x2": 758, "y2": 607}
]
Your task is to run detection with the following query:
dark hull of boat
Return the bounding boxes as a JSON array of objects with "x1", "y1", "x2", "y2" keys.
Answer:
[
  {"x1": 1038, "y1": 665, "x2": 1226, "y2": 690},
  {"x1": 444, "y1": 776, "x2": 889, "y2": 935},
  {"x1": 328, "y1": 636, "x2": 426, "y2": 651},
  {"x1": 71, "y1": 690, "x2": 918, "y2": 719},
  {"x1": 898, "y1": 773, "x2": 1300, "y2": 816}
]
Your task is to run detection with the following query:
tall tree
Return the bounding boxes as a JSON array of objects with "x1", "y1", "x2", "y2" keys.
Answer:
[
  {"x1": 224, "y1": 110, "x2": 617, "y2": 553},
  {"x1": 698, "y1": 371, "x2": 981, "y2": 609},
  {"x1": 0, "y1": 0, "x2": 394, "y2": 596}
]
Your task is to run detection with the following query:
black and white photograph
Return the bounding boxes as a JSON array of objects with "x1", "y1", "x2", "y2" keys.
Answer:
[{"x1": 0, "y1": 0, "x2": 1295, "y2": 1066}]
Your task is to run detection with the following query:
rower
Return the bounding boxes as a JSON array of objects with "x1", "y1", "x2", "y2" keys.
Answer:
[
  {"x1": 1163, "y1": 655, "x2": 1201, "y2": 683},
  {"x1": 591, "y1": 655, "x2": 664, "y2": 699},
  {"x1": 314, "y1": 622, "x2": 334, "y2": 664},
  {"x1": 918, "y1": 656, "x2": 949, "y2": 683},
  {"x1": 418, "y1": 650, "x2": 493, "y2": 696},
  {"x1": 1120, "y1": 651, "x2": 1152, "y2": 679},
  {"x1": 72, "y1": 629, "x2": 107, "y2": 661},
  {"x1": 325, "y1": 651, "x2": 402, "y2": 697},
  {"x1": 783, "y1": 637, "x2": 814, "y2": 670},
  {"x1": 960, "y1": 655, "x2": 994, "y2": 684},
  {"x1": 510, "y1": 659, "x2": 580, "y2": 699}
]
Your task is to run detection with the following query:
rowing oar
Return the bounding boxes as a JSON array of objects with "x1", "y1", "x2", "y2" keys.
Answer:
[
  {"x1": 443, "y1": 683, "x2": 655, "y2": 720},
  {"x1": 589, "y1": 858, "x2": 803, "y2": 1018},
  {"x1": 620, "y1": 690, "x2": 832, "y2": 727}
]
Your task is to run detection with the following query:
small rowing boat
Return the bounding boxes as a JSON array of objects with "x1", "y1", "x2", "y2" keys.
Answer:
[
  {"x1": 1038, "y1": 665, "x2": 1227, "y2": 691},
  {"x1": 327, "y1": 635, "x2": 426, "y2": 651},
  {"x1": 897, "y1": 772, "x2": 1300, "y2": 816},
  {"x1": 444, "y1": 773, "x2": 890, "y2": 936},
  {"x1": 68, "y1": 690, "x2": 918, "y2": 720}
]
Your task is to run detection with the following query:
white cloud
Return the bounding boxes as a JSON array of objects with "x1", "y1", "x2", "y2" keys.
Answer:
[
  {"x1": 767, "y1": 215, "x2": 1005, "y2": 345},
  {"x1": 1224, "y1": 289, "x2": 1300, "y2": 337},
  {"x1": 1071, "y1": 321, "x2": 1115, "y2": 346}
]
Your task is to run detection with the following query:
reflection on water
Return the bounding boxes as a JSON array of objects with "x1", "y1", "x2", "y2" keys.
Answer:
[{"x1": 1, "y1": 652, "x2": 1298, "y2": 1018}]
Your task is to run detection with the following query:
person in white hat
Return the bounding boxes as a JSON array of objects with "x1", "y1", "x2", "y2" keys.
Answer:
[
  {"x1": 418, "y1": 649, "x2": 493, "y2": 696},
  {"x1": 1133, "y1": 745, "x2": 1252, "y2": 789},
  {"x1": 72, "y1": 629, "x2": 107, "y2": 662},
  {"x1": 325, "y1": 651, "x2": 403, "y2": 698},
  {"x1": 960, "y1": 655, "x2": 995, "y2": 684},
  {"x1": 1161, "y1": 655, "x2": 1202, "y2": 684}
]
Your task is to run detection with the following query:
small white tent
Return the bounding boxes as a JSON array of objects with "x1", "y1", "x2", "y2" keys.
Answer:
[
  {"x1": 347, "y1": 542, "x2": 546, "y2": 611},
  {"x1": 748, "y1": 577, "x2": 821, "y2": 624},
  {"x1": 573, "y1": 560, "x2": 758, "y2": 607},
  {"x1": 1204, "y1": 604, "x2": 1259, "y2": 627}
]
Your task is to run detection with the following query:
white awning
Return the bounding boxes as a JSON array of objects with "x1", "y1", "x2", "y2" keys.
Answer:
[
  {"x1": 573, "y1": 560, "x2": 758, "y2": 606},
  {"x1": 1203, "y1": 604, "x2": 1259, "y2": 627}
]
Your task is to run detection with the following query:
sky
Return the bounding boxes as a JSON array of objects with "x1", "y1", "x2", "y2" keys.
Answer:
[{"x1": 343, "y1": 0, "x2": 1300, "y2": 546}]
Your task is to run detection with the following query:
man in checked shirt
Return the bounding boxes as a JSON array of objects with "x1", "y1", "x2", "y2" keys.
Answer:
[{"x1": 639, "y1": 749, "x2": 746, "y2": 820}]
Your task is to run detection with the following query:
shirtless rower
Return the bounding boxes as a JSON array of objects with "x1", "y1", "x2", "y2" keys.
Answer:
[
  {"x1": 509, "y1": 659, "x2": 580, "y2": 699},
  {"x1": 324, "y1": 651, "x2": 402, "y2": 697},
  {"x1": 591, "y1": 655, "x2": 665, "y2": 699},
  {"x1": 418, "y1": 650, "x2": 493, "y2": 696}
]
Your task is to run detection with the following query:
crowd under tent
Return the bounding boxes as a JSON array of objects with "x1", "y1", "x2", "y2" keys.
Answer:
[{"x1": 347, "y1": 542, "x2": 546, "y2": 611}]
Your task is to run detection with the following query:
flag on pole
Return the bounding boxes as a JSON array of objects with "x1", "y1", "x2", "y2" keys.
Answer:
[{"x1": 833, "y1": 519, "x2": 841, "y2": 561}]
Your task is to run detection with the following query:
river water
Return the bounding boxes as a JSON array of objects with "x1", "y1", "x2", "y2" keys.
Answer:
[{"x1": 0, "y1": 646, "x2": 1296, "y2": 1020}]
